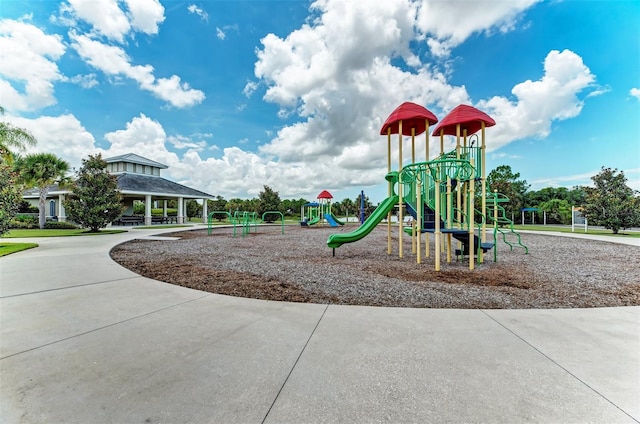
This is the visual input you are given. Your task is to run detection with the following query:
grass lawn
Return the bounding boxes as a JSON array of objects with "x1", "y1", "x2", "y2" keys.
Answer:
[
  {"x1": 2, "y1": 228, "x2": 128, "y2": 238},
  {"x1": 0, "y1": 242, "x2": 39, "y2": 257},
  {"x1": 512, "y1": 225, "x2": 640, "y2": 238}
]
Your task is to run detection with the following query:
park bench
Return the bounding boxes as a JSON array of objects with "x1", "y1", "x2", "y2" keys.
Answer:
[
  {"x1": 151, "y1": 216, "x2": 178, "y2": 224},
  {"x1": 113, "y1": 216, "x2": 144, "y2": 226}
]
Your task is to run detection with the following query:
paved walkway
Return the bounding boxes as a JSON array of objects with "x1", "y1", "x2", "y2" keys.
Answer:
[{"x1": 1, "y1": 228, "x2": 639, "y2": 423}]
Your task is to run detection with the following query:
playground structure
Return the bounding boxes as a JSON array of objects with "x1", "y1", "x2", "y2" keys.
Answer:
[
  {"x1": 207, "y1": 210, "x2": 284, "y2": 237},
  {"x1": 301, "y1": 190, "x2": 345, "y2": 227},
  {"x1": 327, "y1": 102, "x2": 527, "y2": 270}
]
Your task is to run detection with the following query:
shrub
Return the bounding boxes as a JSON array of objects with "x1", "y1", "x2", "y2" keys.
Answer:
[{"x1": 44, "y1": 221, "x2": 79, "y2": 229}]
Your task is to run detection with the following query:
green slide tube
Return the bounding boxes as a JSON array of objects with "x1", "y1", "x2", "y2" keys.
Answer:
[
  {"x1": 328, "y1": 212, "x2": 345, "y2": 225},
  {"x1": 327, "y1": 195, "x2": 398, "y2": 249},
  {"x1": 308, "y1": 216, "x2": 320, "y2": 225}
]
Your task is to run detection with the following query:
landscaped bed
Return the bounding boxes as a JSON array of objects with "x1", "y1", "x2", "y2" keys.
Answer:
[{"x1": 110, "y1": 225, "x2": 640, "y2": 309}]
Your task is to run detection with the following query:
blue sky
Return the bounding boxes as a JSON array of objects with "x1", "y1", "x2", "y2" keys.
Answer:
[{"x1": 1, "y1": 0, "x2": 639, "y2": 204}]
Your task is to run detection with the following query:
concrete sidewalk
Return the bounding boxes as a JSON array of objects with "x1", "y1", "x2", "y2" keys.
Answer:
[{"x1": 1, "y1": 228, "x2": 638, "y2": 423}]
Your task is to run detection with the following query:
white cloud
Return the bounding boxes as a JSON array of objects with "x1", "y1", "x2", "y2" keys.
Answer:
[
  {"x1": 61, "y1": 0, "x2": 165, "y2": 42},
  {"x1": 69, "y1": 73, "x2": 99, "y2": 89},
  {"x1": 478, "y1": 49, "x2": 595, "y2": 150},
  {"x1": 4, "y1": 113, "x2": 97, "y2": 167},
  {"x1": 216, "y1": 27, "x2": 226, "y2": 40},
  {"x1": 69, "y1": 31, "x2": 205, "y2": 108},
  {"x1": 0, "y1": 19, "x2": 66, "y2": 112},
  {"x1": 123, "y1": 0, "x2": 165, "y2": 35},
  {"x1": 253, "y1": 0, "x2": 470, "y2": 170},
  {"x1": 187, "y1": 4, "x2": 208, "y2": 22},
  {"x1": 415, "y1": 0, "x2": 540, "y2": 57},
  {"x1": 630, "y1": 88, "x2": 640, "y2": 100},
  {"x1": 64, "y1": 0, "x2": 131, "y2": 42},
  {"x1": 167, "y1": 135, "x2": 207, "y2": 151}
]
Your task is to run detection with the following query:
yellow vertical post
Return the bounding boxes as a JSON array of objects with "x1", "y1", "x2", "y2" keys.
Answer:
[
  {"x1": 411, "y1": 127, "x2": 416, "y2": 164},
  {"x1": 387, "y1": 128, "x2": 392, "y2": 255},
  {"x1": 439, "y1": 129, "x2": 444, "y2": 155},
  {"x1": 455, "y1": 124, "x2": 461, "y2": 230},
  {"x1": 463, "y1": 126, "x2": 468, "y2": 229},
  {"x1": 417, "y1": 178, "x2": 422, "y2": 264},
  {"x1": 411, "y1": 127, "x2": 416, "y2": 254},
  {"x1": 480, "y1": 122, "x2": 487, "y2": 263},
  {"x1": 469, "y1": 159, "x2": 475, "y2": 270},
  {"x1": 446, "y1": 177, "x2": 452, "y2": 263},
  {"x1": 398, "y1": 121, "x2": 403, "y2": 259},
  {"x1": 425, "y1": 120, "x2": 430, "y2": 258},
  {"x1": 494, "y1": 189, "x2": 498, "y2": 262},
  {"x1": 434, "y1": 173, "x2": 441, "y2": 271}
]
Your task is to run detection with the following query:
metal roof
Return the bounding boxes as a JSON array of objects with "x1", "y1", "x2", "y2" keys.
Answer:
[
  {"x1": 23, "y1": 174, "x2": 213, "y2": 199},
  {"x1": 104, "y1": 153, "x2": 168, "y2": 169},
  {"x1": 116, "y1": 173, "x2": 213, "y2": 198}
]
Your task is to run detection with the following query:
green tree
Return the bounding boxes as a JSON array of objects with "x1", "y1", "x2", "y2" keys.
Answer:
[
  {"x1": 207, "y1": 195, "x2": 228, "y2": 221},
  {"x1": 186, "y1": 199, "x2": 201, "y2": 221},
  {"x1": 16, "y1": 153, "x2": 70, "y2": 229},
  {"x1": 487, "y1": 165, "x2": 530, "y2": 221},
  {"x1": 64, "y1": 154, "x2": 123, "y2": 232},
  {"x1": 226, "y1": 198, "x2": 244, "y2": 214},
  {"x1": 0, "y1": 106, "x2": 37, "y2": 164},
  {"x1": 0, "y1": 162, "x2": 22, "y2": 236},
  {"x1": 582, "y1": 167, "x2": 640, "y2": 234},
  {"x1": 538, "y1": 198, "x2": 572, "y2": 224},
  {"x1": 258, "y1": 185, "x2": 282, "y2": 222}
]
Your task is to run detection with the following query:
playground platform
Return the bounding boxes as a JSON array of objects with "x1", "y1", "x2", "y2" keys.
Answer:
[{"x1": 1, "y1": 227, "x2": 638, "y2": 423}]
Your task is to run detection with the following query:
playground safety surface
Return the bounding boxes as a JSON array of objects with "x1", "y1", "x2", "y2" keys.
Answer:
[{"x1": 110, "y1": 225, "x2": 640, "y2": 309}]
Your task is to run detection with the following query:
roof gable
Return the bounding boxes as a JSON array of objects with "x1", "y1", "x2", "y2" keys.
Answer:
[{"x1": 105, "y1": 153, "x2": 168, "y2": 169}]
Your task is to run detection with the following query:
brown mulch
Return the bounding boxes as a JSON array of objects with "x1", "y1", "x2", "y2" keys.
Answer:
[{"x1": 110, "y1": 225, "x2": 640, "y2": 309}]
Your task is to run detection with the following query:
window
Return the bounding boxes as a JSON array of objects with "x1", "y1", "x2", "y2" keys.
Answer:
[{"x1": 49, "y1": 200, "x2": 56, "y2": 217}]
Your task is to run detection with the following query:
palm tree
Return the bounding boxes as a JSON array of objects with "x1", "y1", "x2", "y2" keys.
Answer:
[
  {"x1": 0, "y1": 106, "x2": 37, "y2": 164},
  {"x1": 16, "y1": 153, "x2": 70, "y2": 229}
]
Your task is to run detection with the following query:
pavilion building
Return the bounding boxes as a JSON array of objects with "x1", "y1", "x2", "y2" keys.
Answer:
[{"x1": 22, "y1": 153, "x2": 214, "y2": 225}]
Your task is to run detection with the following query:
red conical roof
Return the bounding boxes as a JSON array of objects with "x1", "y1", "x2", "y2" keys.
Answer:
[
  {"x1": 317, "y1": 190, "x2": 333, "y2": 199},
  {"x1": 380, "y1": 102, "x2": 438, "y2": 136},
  {"x1": 432, "y1": 104, "x2": 495, "y2": 136}
]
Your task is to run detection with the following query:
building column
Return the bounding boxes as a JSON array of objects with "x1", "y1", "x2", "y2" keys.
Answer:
[
  {"x1": 58, "y1": 194, "x2": 66, "y2": 222},
  {"x1": 177, "y1": 197, "x2": 184, "y2": 224},
  {"x1": 163, "y1": 200, "x2": 168, "y2": 217},
  {"x1": 145, "y1": 195, "x2": 152, "y2": 225},
  {"x1": 202, "y1": 198, "x2": 208, "y2": 224}
]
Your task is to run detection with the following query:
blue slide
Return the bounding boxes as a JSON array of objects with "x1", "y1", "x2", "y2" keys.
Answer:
[{"x1": 324, "y1": 213, "x2": 340, "y2": 227}]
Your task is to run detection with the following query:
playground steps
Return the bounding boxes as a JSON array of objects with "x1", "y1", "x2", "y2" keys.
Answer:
[{"x1": 451, "y1": 232, "x2": 494, "y2": 256}]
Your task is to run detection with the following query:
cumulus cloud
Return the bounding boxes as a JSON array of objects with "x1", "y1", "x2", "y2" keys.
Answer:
[
  {"x1": 69, "y1": 31, "x2": 205, "y2": 108},
  {"x1": 4, "y1": 113, "x2": 96, "y2": 167},
  {"x1": 216, "y1": 27, "x2": 226, "y2": 40},
  {"x1": 631, "y1": 88, "x2": 640, "y2": 100},
  {"x1": 0, "y1": 19, "x2": 66, "y2": 112},
  {"x1": 253, "y1": 0, "x2": 469, "y2": 169},
  {"x1": 61, "y1": 0, "x2": 165, "y2": 42},
  {"x1": 415, "y1": 0, "x2": 540, "y2": 57},
  {"x1": 477, "y1": 49, "x2": 596, "y2": 150},
  {"x1": 123, "y1": 0, "x2": 165, "y2": 35}
]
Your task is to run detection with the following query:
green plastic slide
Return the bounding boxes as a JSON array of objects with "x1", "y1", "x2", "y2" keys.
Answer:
[
  {"x1": 308, "y1": 216, "x2": 320, "y2": 226},
  {"x1": 328, "y1": 212, "x2": 345, "y2": 225},
  {"x1": 327, "y1": 195, "x2": 399, "y2": 249}
]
